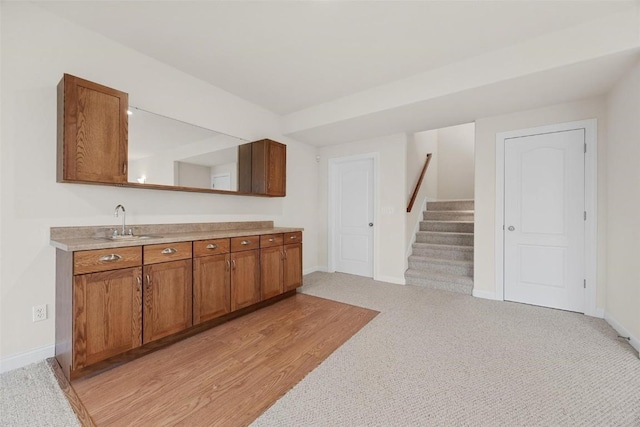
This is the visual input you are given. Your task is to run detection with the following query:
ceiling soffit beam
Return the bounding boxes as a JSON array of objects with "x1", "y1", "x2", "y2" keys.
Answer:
[{"x1": 282, "y1": 10, "x2": 640, "y2": 137}]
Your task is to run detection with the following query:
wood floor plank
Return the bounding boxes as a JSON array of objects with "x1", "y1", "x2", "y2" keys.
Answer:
[{"x1": 72, "y1": 293, "x2": 378, "y2": 426}]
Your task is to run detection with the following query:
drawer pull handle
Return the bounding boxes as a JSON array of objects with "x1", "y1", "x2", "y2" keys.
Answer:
[
  {"x1": 161, "y1": 248, "x2": 177, "y2": 255},
  {"x1": 206, "y1": 244, "x2": 218, "y2": 250},
  {"x1": 290, "y1": 236, "x2": 297, "y2": 240},
  {"x1": 268, "y1": 238, "x2": 275, "y2": 242},
  {"x1": 240, "y1": 240, "x2": 250, "y2": 245},
  {"x1": 99, "y1": 254, "x2": 122, "y2": 262}
]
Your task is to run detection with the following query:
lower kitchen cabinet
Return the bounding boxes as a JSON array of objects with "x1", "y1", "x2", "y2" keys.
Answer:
[
  {"x1": 73, "y1": 266, "x2": 143, "y2": 370},
  {"x1": 283, "y1": 243, "x2": 303, "y2": 292},
  {"x1": 261, "y1": 245, "x2": 284, "y2": 300},
  {"x1": 143, "y1": 259, "x2": 193, "y2": 344},
  {"x1": 193, "y1": 253, "x2": 231, "y2": 325},
  {"x1": 231, "y1": 249, "x2": 260, "y2": 310}
]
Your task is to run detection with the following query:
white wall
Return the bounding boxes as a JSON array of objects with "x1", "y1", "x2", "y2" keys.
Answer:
[
  {"x1": 605, "y1": 60, "x2": 640, "y2": 348},
  {"x1": 317, "y1": 134, "x2": 407, "y2": 284},
  {"x1": 436, "y1": 123, "x2": 475, "y2": 199},
  {"x1": 0, "y1": 3, "x2": 319, "y2": 367},
  {"x1": 474, "y1": 97, "x2": 608, "y2": 311},
  {"x1": 176, "y1": 162, "x2": 211, "y2": 188}
]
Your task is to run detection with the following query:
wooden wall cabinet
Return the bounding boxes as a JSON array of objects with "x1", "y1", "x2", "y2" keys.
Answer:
[
  {"x1": 238, "y1": 139, "x2": 287, "y2": 197},
  {"x1": 57, "y1": 74, "x2": 287, "y2": 197},
  {"x1": 57, "y1": 74, "x2": 128, "y2": 184},
  {"x1": 193, "y1": 238, "x2": 231, "y2": 325}
]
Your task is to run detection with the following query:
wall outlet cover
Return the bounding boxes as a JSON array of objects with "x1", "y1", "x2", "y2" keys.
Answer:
[{"x1": 33, "y1": 304, "x2": 47, "y2": 322}]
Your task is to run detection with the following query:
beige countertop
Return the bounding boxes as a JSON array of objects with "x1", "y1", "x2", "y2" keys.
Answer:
[{"x1": 50, "y1": 222, "x2": 303, "y2": 252}]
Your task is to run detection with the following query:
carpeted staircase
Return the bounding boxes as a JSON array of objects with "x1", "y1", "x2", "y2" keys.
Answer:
[{"x1": 405, "y1": 200, "x2": 474, "y2": 294}]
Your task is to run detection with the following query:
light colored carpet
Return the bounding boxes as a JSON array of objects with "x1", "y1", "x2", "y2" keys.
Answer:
[
  {"x1": 252, "y1": 272, "x2": 640, "y2": 427},
  {"x1": 0, "y1": 361, "x2": 80, "y2": 427}
]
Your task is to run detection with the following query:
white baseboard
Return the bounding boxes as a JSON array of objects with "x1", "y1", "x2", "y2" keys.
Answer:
[
  {"x1": 303, "y1": 266, "x2": 327, "y2": 275},
  {"x1": 604, "y1": 312, "x2": 640, "y2": 357},
  {"x1": 0, "y1": 344, "x2": 55, "y2": 374},
  {"x1": 375, "y1": 275, "x2": 406, "y2": 285},
  {"x1": 472, "y1": 289, "x2": 500, "y2": 300}
]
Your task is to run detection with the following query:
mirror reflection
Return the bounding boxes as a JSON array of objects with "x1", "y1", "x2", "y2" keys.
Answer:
[{"x1": 127, "y1": 106, "x2": 249, "y2": 191}]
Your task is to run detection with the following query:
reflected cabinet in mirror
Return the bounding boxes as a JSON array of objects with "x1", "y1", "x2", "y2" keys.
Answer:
[{"x1": 57, "y1": 74, "x2": 286, "y2": 197}]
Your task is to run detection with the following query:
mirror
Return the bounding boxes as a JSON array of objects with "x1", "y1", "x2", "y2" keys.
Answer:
[{"x1": 127, "y1": 106, "x2": 249, "y2": 192}]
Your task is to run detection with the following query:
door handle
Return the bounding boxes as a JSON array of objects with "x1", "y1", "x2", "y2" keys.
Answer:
[
  {"x1": 508, "y1": 226, "x2": 515, "y2": 231},
  {"x1": 368, "y1": 223, "x2": 373, "y2": 227}
]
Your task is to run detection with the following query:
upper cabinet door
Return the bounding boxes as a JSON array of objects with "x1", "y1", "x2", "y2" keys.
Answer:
[
  {"x1": 58, "y1": 74, "x2": 128, "y2": 184},
  {"x1": 251, "y1": 139, "x2": 286, "y2": 196}
]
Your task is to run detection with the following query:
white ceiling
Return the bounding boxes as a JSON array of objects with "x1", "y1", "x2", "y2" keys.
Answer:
[{"x1": 36, "y1": 1, "x2": 636, "y2": 115}]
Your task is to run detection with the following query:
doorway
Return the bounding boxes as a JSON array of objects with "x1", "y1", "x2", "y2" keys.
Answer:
[
  {"x1": 496, "y1": 120, "x2": 598, "y2": 315},
  {"x1": 328, "y1": 154, "x2": 376, "y2": 277}
]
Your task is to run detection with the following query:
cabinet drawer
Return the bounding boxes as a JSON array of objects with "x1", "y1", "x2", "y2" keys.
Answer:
[
  {"x1": 260, "y1": 233, "x2": 283, "y2": 248},
  {"x1": 193, "y1": 238, "x2": 230, "y2": 257},
  {"x1": 230, "y1": 235, "x2": 260, "y2": 252},
  {"x1": 74, "y1": 247, "x2": 142, "y2": 275},
  {"x1": 144, "y1": 242, "x2": 192, "y2": 265},
  {"x1": 284, "y1": 231, "x2": 302, "y2": 244}
]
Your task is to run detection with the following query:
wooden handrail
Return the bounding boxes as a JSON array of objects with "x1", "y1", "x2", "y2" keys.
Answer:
[{"x1": 406, "y1": 153, "x2": 432, "y2": 213}]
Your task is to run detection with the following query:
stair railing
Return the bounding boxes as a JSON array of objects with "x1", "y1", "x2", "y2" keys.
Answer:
[{"x1": 406, "y1": 153, "x2": 432, "y2": 213}]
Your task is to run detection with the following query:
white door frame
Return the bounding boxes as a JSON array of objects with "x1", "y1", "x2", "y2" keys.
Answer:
[
  {"x1": 495, "y1": 119, "x2": 599, "y2": 317},
  {"x1": 328, "y1": 153, "x2": 379, "y2": 277}
]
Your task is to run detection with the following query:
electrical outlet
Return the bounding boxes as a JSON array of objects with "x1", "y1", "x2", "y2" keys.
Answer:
[{"x1": 33, "y1": 304, "x2": 47, "y2": 322}]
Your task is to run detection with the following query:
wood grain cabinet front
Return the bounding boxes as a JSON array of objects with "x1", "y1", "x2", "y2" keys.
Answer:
[
  {"x1": 143, "y1": 259, "x2": 193, "y2": 344},
  {"x1": 230, "y1": 249, "x2": 260, "y2": 310},
  {"x1": 283, "y1": 242, "x2": 303, "y2": 292},
  {"x1": 72, "y1": 266, "x2": 143, "y2": 371},
  {"x1": 57, "y1": 74, "x2": 128, "y2": 184},
  {"x1": 193, "y1": 238, "x2": 232, "y2": 325},
  {"x1": 250, "y1": 139, "x2": 286, "y2": 196}
]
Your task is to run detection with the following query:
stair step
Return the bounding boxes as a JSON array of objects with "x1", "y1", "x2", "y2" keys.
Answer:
[
  {"x1": 421, "y1": 220, "x2": 474, "y2": 233},
  {"x1": 426, "y1": 200, "x2": 474, "y2": 211},
  {"x1": 415, "y1": 231, "x2": 474, "y2": 246},
  {"x1": 408, "y1": 256, "x2": 474, "y2": 276},
  {"x1": 404, "y1": 269, "x2": 473, "y2": 294},
  {"x1": 424, "y1": 210, "x2": 474, "y2": 221},
  {"x1": 411, "y1": 243, "x2": 473, "y2": 261}
]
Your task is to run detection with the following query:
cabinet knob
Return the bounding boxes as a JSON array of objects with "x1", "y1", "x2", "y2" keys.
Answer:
[
  {"x1": 161, "y1": 247, "x2": 178, "y2": 254},
  {"x1": 99, "y1": 254, "x2": 122, "y2": 263},
  {"x1": 206, "y1": 244, "x2": 218, "y2": 250}
]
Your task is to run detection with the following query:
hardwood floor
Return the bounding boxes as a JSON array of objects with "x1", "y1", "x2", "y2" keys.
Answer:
[{"x1": 71, "y1": 293, "x2": 378, "y2": 426}]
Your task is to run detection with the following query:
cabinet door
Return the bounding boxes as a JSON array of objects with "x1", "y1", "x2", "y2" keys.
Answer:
[
  {"x1": 73, "y1": 267, "x2": 142, "y2": 370},
  {"x1": 283, "y1": 243, "x2": 303, "y2": 292},
  {"x1": 193, "y1": 254, "x2": 231, "y2": 325},
  {"x1": 231, "y1": 250, "x2": 260, "y2": 311},
  {"x1": 58, "y1": 74, "x2": 128, "y2": 184},
  {"x1": 266, "y1": 140, "x2": 286, "y2": 196},
  {"x1": 261, "y1": 246, "x2": 283, "y2": 300},
  {"x1": 143, "y1": 259, "x2": 193, "y2": 344},
  {"x1": 251, "y1": 139, "x2": 286, "y2": 196}
]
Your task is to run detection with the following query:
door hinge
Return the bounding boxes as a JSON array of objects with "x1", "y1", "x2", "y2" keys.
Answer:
[
  {"x1": 584, "y1": 211, "x2": 587, "y2": 221},
  {"x1": 584, "y1": 279, "x2": 586, "y2": 289},
  {"x1": 584, "y1": 142, "x2": 587, "y2": 153}
]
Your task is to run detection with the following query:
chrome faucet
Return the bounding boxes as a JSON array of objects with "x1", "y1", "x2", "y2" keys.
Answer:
[{"x1": 114, "y1": 204, "x2": 127, "y2": 236}]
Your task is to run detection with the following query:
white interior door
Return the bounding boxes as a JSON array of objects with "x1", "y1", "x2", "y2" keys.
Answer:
[
  {"x1": 504, "y1": 129, "x2": 585, "y2": 312},
  {"x1": 332, "y1": 157, "x2": 374, "y2": 277}
]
